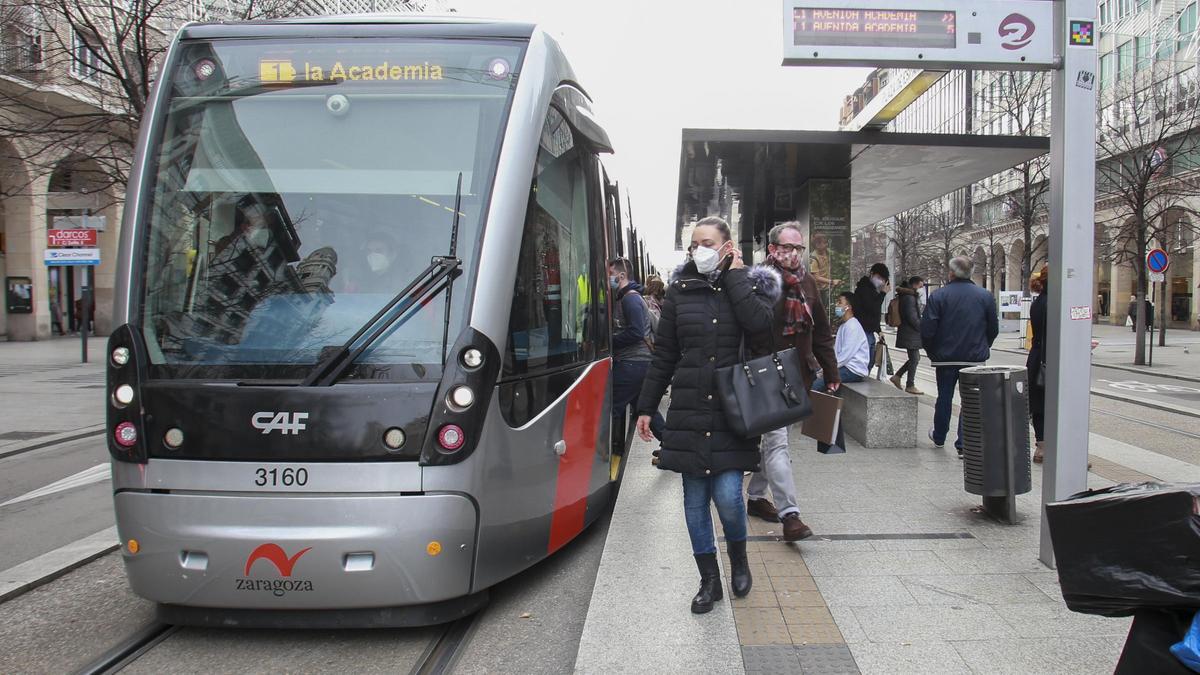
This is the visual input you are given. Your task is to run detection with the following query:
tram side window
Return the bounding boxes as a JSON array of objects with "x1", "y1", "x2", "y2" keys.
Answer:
[{"x1": 504, "y1": 107, "x2": 595, "y2": 377}]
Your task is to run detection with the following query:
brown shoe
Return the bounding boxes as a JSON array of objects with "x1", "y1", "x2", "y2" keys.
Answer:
[
  {"x1": 888, "y1": 374, "x2": 903, "y2": 390},
  {"x1": 781, "y1": 513, "x2": 814, "y2": 541},
  {"x1": 747, "y1": 498, "x2": 779, "y2": 522},
  {"x1": 905, "y1": 386, "x2": 924, "y2": 395}
]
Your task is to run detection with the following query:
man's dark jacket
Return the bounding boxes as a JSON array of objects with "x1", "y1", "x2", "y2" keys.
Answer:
[
  {"x1": 637, "y1": 262, "x2": 779, "y2": 476},
  {"x1": 747, "y1": 264, "x2": 839, "y2": 388},
  {"x1": 852, "y1": 275, "x2": 886, "y2": 334},
  {"x1": 919, "y1": 278, "x2": 999, "y2": 363}
]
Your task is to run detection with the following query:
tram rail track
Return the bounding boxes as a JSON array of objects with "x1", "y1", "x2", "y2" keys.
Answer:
[{"x1": 71, "y1": 612, "x2": 480, "y2": 675}]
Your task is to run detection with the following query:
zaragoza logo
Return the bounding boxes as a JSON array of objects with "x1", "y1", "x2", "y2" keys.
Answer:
[
  {"x1": 236, "y1": 543, "x2": 315, "y2": 596},
  {"x1": 244, "y1": 543, "x2": 311, "y2": 576}
]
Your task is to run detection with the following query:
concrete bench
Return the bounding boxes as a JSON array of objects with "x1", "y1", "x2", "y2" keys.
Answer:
[{"x1": 841, "y1": 378, "x2": 918, "y2": 448}]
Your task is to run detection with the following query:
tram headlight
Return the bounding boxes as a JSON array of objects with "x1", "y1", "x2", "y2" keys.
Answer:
[
  {"x1": 448, "y1": 385, "x2": 475, "y2": 410},
  {"x1": 437, "y1": 424, "x2": 465, "y2": 452},
  {"x1": 114, "y1": 422, "x2": 139, "y2": 448},
  {"x1": 111, "y1": 347, "x2": 130, "y2": 367},
  {"x1": 461, "y1": 348, "x2": 484, "y2": 369},
  {"x1": 164, "y1": 427, "x2": 185, "y2": 449},
  {"x1": 113, "y1": 384, "x2": 135, "y2": 408},
  {"x1": 383, "y1": 427, "x2": 406, "y2": 450}
]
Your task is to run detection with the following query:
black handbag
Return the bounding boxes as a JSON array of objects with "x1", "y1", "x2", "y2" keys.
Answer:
[{"x1": 716, "y1": 345, "x2": 814, "y2": 438}]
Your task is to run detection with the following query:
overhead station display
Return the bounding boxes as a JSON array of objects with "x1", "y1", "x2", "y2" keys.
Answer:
[
  {"x1": 792, "y1": 8, "x2": 956, "y2": 49},
  {"x1": 782, "y1": 1, "x2": 1056, "y2": 70}
]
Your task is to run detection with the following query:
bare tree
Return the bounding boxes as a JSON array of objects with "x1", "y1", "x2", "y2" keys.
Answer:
[
  {"x1": 975, "y1": 71, "x2": 1052, "y2": 293},
  {"x1": 883, "y1": 208, "x2": 924, "y2": 281},
  {"x1": 1096, "y1": 64, "x2": 1200, "y2": 364},
  {"x1": 0, "y1": 0, "x2": 329, "y2": 200},
  {"x1": 920, "y1": 195, "x2": 969, "y2": 284}
]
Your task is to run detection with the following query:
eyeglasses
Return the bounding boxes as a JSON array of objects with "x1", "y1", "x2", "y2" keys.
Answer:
[{"x1": 774, "y1": 244, "x2": 806, "y2": 253}]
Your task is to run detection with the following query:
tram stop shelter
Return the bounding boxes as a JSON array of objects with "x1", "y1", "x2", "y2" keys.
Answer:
[{"x1": 675, "y1": 128, "x2": 1050, "y2": 262}]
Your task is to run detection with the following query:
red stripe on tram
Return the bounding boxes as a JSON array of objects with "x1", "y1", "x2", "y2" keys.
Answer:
[{"x1": 547, "y1": 362, "x2": 610, "y2": 554}]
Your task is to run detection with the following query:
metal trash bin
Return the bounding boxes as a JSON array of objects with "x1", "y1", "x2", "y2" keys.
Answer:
[{"x1": 959, "y1": 365, "x2": 1032, "y2": 524}]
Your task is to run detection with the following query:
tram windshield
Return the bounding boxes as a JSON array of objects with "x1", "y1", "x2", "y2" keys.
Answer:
[{"x1": 138, "y1": 38, "x2": 522, "y2": 379}]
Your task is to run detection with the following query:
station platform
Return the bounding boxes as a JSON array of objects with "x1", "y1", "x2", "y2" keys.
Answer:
[{"x1": 574, "y1": 402, "x2": 1137, "y2": 675}]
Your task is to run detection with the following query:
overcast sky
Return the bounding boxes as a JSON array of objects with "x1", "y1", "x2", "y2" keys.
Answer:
[{"x1": 451, "y1": 0, "x2": 871, "y2": 268}]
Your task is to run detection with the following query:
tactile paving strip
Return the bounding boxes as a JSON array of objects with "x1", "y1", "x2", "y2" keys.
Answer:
[
  {"x1": 742, "y1": 645, "x2": 802, "y2": 674},
  {"x1": 796, "y1": 644, "x2": 860, "y2": 675}
]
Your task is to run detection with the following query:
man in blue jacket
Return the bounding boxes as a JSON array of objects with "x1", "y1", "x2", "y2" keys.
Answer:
[
  {"x1": 609, "y1": 258, "x2": 661, "y2": 453},
  {"x1": 920, "y1": 256, "x2": 999, "y2": 456}
]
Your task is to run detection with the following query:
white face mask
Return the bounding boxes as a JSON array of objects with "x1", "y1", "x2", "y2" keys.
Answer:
[
  {"x1": 367, "y1": 252, "x2": 390, "y2": 273},
  {"x1": 692, "y1": 244, "x2": 722, "y2": 274}
]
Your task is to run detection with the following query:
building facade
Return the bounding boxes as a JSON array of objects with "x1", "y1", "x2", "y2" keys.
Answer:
[
  {"x1": 0, "y1": 0, "x2": 450, "y2": 340},
  {"x1": 839, "y1": 1, "x2": 1199, "y2": 330}
]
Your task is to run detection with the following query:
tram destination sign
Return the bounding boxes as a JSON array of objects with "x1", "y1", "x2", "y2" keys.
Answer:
[
  {"x1": 792, "y1": 8, "x2": 956, "y2": 49},
  {"x1": 782, "y1": 0, "x2": 1056, "y2": 70}
]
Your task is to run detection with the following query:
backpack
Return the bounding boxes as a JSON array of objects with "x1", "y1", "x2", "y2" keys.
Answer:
[{"x1": 885, "y1": 296, "x2": 902, "y2": 328}]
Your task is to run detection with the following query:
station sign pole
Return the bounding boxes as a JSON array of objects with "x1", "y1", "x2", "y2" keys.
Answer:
[{"x1": 1039, "y1": 0, "x2": 1097, "y2": 566}]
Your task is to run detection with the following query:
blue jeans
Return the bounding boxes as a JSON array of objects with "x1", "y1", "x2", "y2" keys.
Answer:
[
  {"x1": 933, "y1": 366, "x2": 965, "y2": 450},
  {"x1": 865, "y1": 332, "x2": 877, "y2": 371},
  {"x1": 812, "y1": 367, "x2": 864, "y2": 452},
  {"x1": 681, "y1": 470, "x2": 747, "y2": 555}
]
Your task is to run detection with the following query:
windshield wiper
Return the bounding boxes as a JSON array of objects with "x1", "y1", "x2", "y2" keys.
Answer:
[{"x1": 302, "y1": 174, "x2": 465, "y2": 387}]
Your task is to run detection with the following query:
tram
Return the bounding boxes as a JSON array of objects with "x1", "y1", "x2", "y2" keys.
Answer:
[{"x1": 107, "y1": 17, "x2": 631, "y2": 627}]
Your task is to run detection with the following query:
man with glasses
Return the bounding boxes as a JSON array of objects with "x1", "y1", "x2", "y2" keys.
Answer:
[{"x1": 746, "y1": 222, "x2": 839, "y2": 541}]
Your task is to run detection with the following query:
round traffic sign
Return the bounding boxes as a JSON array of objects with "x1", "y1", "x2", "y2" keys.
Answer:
[{"x1": 1146, "y1": 248, "x2": 1170, "y2": 274}]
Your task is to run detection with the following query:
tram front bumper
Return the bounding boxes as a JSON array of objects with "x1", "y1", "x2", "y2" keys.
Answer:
[{"x1": 114, "y1": 491, "x2": 477, "y2": 610}]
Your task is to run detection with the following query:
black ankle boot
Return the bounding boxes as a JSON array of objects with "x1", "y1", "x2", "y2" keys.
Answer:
[
  {"x1": 727, "y1": 540, "x2": 753, "y2": 597},
  {"x1": 691, "y1": 553, "x2": 723, "y2": 614}
]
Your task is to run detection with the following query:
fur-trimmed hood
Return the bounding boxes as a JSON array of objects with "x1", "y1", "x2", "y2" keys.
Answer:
[
  {"x1": 747, "y1": 265, "x2": 782, "y2": 304},
  {"x1": 669, "y1": 261, "x2": 783, "y2": 305}
]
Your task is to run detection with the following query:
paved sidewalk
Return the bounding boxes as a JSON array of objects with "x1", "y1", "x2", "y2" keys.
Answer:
[
  {"x1": 577, "y1": 402, "x2": 1135, "y2": 674},
  {"x1": 0, "y1": 337, "x2": 106, "y2": 450},
  {"x1": 991, "y1": 323, "x2": 1200, "y2": 382}
]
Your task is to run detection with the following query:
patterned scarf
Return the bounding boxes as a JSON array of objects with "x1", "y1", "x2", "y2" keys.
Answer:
[{"x1": 771, "y1": 260, "x2": 812, "y2": 336}]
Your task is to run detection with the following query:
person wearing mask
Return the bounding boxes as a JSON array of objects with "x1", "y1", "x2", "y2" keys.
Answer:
[
  {"x1": 921, "y1": 256, "x2": 999, "y2": 456},
  {"x1": 852, "y1": 262, "x2": 890, "y2": 370},
  {"x1": 609, "y1": 257, "x2": 661, "y2": 452},
  {"x1": 890, "y1": 276, "x2": 926, "y2": 395},
  {"x1": 745, "y1": 222, "x2": 838, "y2": 541},
  {"x1": 635, "y1": 216, "x2": 778, "y2": 615},
  {"x1": 215, "y1": 202, "x2": 273, "y2": 257},
  {"x1": 811, "y1": 293, "x2": 870, "y2": 453}
]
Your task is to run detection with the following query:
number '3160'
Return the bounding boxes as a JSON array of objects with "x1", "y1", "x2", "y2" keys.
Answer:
[{"x1": 254, "y1": 467, "x2": 309, "y2": 487}]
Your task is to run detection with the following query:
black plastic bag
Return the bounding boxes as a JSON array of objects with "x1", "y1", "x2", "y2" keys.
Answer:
[
  {"x1": 1045, "y1": 482, "x2": 1200, "y2": 617},
  {"x1": 1115, "y1": 610, "x2": 1197, "y2": 675}
]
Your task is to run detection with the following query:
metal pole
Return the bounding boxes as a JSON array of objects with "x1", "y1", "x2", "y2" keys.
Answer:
[
  {"x1": 1148, "y1": 281, "x2": 1155, "y2": 367},
  {"x1": 1040, "y1": 0, "x2": 1097, "y2": 566},
  {"x1": 81, "y1": 264, "x2": 90, "y2": 364}
]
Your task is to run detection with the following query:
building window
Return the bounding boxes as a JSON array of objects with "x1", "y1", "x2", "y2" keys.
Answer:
[
  {"x1": 1180, "y1": 3, "x2": 1197, "y2": 54},
  {"x1": 71, "y1": 30, "x2": 101, "y2": 80},
  {"x1": 1117, "y1": 40, "x2": 1134, "y2": 78},
  {"x1": 1136, "y1": 36, "x2": 1151, "y2": 70},
  {"x1": 1101, "y1": 51, "x2": 1116, "y2": 84}
]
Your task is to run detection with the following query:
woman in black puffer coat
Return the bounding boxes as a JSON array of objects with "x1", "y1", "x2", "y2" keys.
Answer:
[{"x1": 635, "y1": 217, "x2": 779, "y2": 615}]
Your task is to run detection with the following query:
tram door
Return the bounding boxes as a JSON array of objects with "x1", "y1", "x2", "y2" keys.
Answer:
[{"x1": 494, "y1": 104, "x2": 611, "y2": 558}]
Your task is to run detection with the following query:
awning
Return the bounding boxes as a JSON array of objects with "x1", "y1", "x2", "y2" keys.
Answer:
[{"x1": 680, "y1": 129, "x2": 1049, "y2": 231}]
